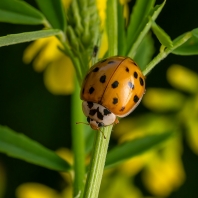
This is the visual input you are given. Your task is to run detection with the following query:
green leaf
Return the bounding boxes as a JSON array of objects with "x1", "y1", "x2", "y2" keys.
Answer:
[
  {"x1": 106, "y1": 0, "x2": 118, "y2": 56},
  {"x1": 127, "y1": 0, "x2": 166, "y2": 58},
  {"x1": 35, "y1": 0, "x2": 66, "y2": 33},
  {"x1": 126, "y1": 0, "x2": 155, "y2": 54},
  {"x1": 0, "y1": 126, "x2": 71, "y2": 171},
  {"x1": 117, "y1": 2, "x2": 126, "y2": 55},
  {"x1": 105, "y1": 131, "x2": 173, "y2": 168},
  {"x1": 0, "y1": 0, "x2": 47, "y2": 25},
  {"x1": 172, "y1": 29, "x2": 198, "y2": 55},
  {"x1": 71, "y1": 80, "x2": 86, "y2": 197},
  {"x1": 134, "y1": 33, "x2": 155, "y2": 71},
  {"x1": 151, "y1": 21, "x2": 172, "y2": 48},
  {"x1": 0, "y1": 29, "x2": 62, "y2": 47},
  {"x1": 192, "y1": 28, "x2": 198, "y2": 37}
]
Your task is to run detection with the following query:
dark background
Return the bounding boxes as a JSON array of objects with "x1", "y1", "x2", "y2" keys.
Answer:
[{"x1": 1, "y1": 0, "x2": 198, "y2": 197}]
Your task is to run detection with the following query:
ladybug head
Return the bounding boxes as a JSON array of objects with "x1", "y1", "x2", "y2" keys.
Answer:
[
  {"x1": 87, "y1": 116, "x2": 104, "y2": 129},
  {"x1": 76, "y1": 117, "x2": 106, "y2": 139},
  {"x1": 87, "y1": 117, "x2": 106, "y2": 138}
]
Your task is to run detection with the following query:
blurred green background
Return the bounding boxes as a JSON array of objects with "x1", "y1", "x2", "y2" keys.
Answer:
[{"x1": 1, "y1": 0, "x2": 198, "y2": 197}]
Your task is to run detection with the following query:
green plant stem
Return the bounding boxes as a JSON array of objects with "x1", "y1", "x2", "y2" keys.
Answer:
[
  {"x1": 143, "y1": 32, "x2": 192, "y2": 76},
  {"x1": 60, "y1": 42, "x2": 83, "y2": 85},
  {"x1": 106, "y1": 0, "x2": 118, "y2": 56},
  {"x1": 83, "y1": 126, "x2": 112, "y2": 198},
  {"x1": 71, "y1": 79, "x2": 85, "y2": 198},
  {"x1": 82, "y1": 0, "x2": 117, "y2": 197},
  {"x1": 127, "y1": 0, "x2": 166, "y2": 58}
]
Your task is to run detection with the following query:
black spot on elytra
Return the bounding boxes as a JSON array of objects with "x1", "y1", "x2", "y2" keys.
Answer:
[
  {"x1": 139, "y1": 77, "x2": 144, "y2": 86},
  {"x1": 125, "y1": 67, "x2": 129, "y2": 72},
  {"x1": 134, "y1": 71, "x2": 138, "y2": 78},
  {"x1": 120, "y1": 107, "x2": 125, "y2": 111},
  {"x1": 108, "y1": 60, "x2": 115, "y2": 64},
  {"x1": 87, "y1": 101, "x2": 93, "y2": 109},
  {"x1": 103, "y1": 109, "x2": 111, "y2": 115},
  {"x1": 82, "y1": 88, "x2": 85, "y2": 94},
  {"x1": 134, "y1": 95, "x2": 139, "y2": 103},
  {"x1": 111, "y1": 81, "x2": 119, "y2": 88},
  {"x1": 128, "y1": 82, "x2": 134, "y2": 89},
  {"x1": 89, "y1": 87, "x2": 95, "y2": 94},
  {"x1": 93, "y1": 67, "x2": 99, "y2": 72},
  {"x1": 100, "y1": 75, "x2": 106, "y2": 83},
  {"x1": 113, "y1": 98, "x2": 118, "y2": 104}
]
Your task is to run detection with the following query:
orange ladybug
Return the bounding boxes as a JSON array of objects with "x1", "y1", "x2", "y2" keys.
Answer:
[{"x1": 80, "y1": 56, "x2": 145, "y2": 131}]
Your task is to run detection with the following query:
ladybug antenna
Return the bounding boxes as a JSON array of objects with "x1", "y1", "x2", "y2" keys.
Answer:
[
  {"x1": 76, "y1": 122, "x2": 106, "y2": 139},
  {"x1": 98, "y1": 128, "x2": 106, "y2": 139},
  {"x1": 76, "y1": 122, "x2": 89, "y2": 126}
]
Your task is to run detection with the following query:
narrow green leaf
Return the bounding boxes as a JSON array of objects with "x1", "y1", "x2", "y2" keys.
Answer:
[
  {"x1": 0, "y1": 29, "x2": 62, "y2": 47},
  {"x1": 117, "y1": 2, "x2": 126, "y2": 55},
  {"x1": 0, "y1": 126, "x2": 71, "y2": 171},
  {"x1": 127, "y1": 0, "x2": 166, "y2": 58},
  {"x1": 142, "y1": 31, "x2": 192, "y2": 76},
  {"x1": 0, "y1": 0, "x2": 47, "y2": 25},
  {"x1": 192, "y1": 28, "x2": 198, "y2": 37},
  {"x1": 106, "y1": 0, "x2": 118, "y2": 56},
  {"x1": 71, "y1": 79, "x2": 86, "y2": 197},
  {"x1": 35, "y1": 0, "x2": 66, "y2": 33},
  {"x1": 134, "y1": 33, "x2": 155, "y2": 71},
  {"x1": 105, "y1": 131, "x2": 173, "y2": 168},
  {"x1": 152, "y1": 21, "x2": 172, "y2": 48},
  {"x1": 172, "y1": 29, "x2": 198, "y2": 55},
  {"x1": 126, "y1": 0, "x2": 155, "y2": 54}
]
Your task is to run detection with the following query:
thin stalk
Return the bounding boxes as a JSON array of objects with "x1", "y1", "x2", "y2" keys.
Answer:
[
  {"x1": 71, "y1": 78, "x2": 86, "y2": 198},
  {"x1": 83, "y1": 126, "x2": 112, "y2": 198},
  {"x1": 82, "y1": 0, "x2": 118, "y2": 197},
  {"x1": 143, "y1": 32, "x2": 192, "y2": 76},
  {"x1": 106, "y1": 0, "x2": 118, "y2": 56}
]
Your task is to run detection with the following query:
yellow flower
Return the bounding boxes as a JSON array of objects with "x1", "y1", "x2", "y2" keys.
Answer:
[
  {"x1": 113, "y1": 63, "x2": 198, "y2": 196},
  {"x1": 181, "y1": 94, "x2": 198, "y2": 154},
  {"x1": 113, "y1": 113, "x2": 185, "y2": 197},
  {"x1": 16, "y1": 183, "x2": 73, "y2": 198},
  {"x1": 186, "y1": 115, "x2": 198, "y2": 155},
  {"x1": 142, "y1": 135, "x2": 185, "y2": 197},
  {"x1": 100, "y1": 173, "x2": 142, "y2": 198},
  {"x1": 119, "y1": 0, "x2": 131, "y2": 25},
  {"x1": 96, "y1": 0, "x2": 107, "y2": 28},
  {"x1": 23, "y1": 36, "x2": 75, "y2": 95},
  {"x1": 167, "y1": 64, "x2": 198, "y2": 94},
  {"x1": 142, "y1": 88, "x2": 185, "y2": 112},
  {"x1": 16, "y1": 183, "x2": 61, "y2": 198},
  {"x1": 144, "y1": 64, "x2": 198, "y2": 156}
]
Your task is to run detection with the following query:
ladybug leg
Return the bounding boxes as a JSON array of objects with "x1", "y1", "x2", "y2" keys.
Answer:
[{"x1": 114, "y1": 117, "x2": 119, "y2": 125}]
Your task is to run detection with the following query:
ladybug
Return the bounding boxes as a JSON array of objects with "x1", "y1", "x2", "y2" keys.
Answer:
[{"x1": 80, "y1": 56, "x2": 145, "y2": 132}]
